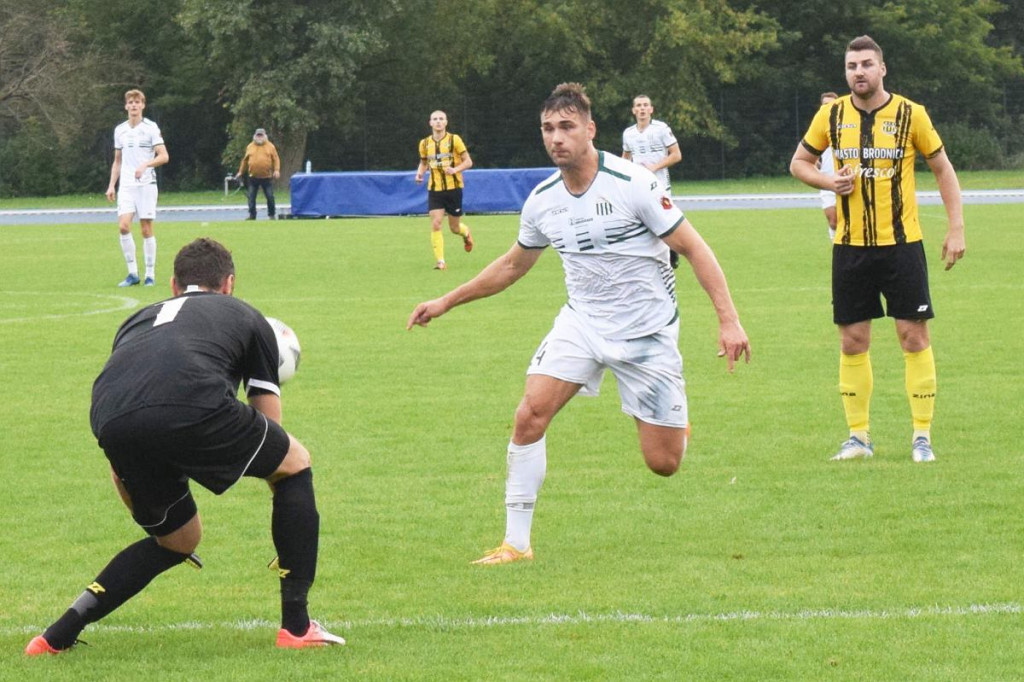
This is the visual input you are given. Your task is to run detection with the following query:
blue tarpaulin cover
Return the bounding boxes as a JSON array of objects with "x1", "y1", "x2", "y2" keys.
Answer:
[{"x1": 289, "y1": 168, "x2": 555, "y2": 217}]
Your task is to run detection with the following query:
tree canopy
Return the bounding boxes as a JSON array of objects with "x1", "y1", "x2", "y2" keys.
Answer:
[{"x1": 0, "y1": 0, "x2": 1020, "y2": 196}]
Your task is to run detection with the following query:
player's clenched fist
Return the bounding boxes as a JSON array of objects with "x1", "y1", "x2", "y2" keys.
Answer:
[{"x1": 833, "y1": 165, "x2": 855, "y2": 196}]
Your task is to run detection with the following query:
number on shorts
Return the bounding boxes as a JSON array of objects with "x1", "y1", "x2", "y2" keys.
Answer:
[{"x1": 533, "y1": 341, "x2": 548, "y2": 366}]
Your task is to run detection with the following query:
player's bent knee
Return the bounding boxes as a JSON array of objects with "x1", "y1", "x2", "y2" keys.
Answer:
[
  {"x1": 644, "y1": 441, "x2": 685, "y2": 477},
  {"x1": 647, "y1": 454, "x2": 682, "y2": 477},
  {"x1": 269, "y1": 436, "x2": 312, "y2": 481},
  {"x1": 156, "y1": 515, "x2": 202, "y2": 554},
  {"x1": 513, "y1": 400, "x2": 551, "y2": 444}
]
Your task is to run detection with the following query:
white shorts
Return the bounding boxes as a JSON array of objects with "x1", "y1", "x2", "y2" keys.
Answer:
[
  {"x1": 819, "y1": 188, "x2": 836, "y2": 210},
  {"x1": 526, "y1": 306, "x2": 688, "y2": 428},
  {"x1": 117, "y1": 184, "x2": 159, "y2": 220}
]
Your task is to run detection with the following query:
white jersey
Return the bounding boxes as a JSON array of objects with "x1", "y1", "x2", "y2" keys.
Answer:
[
  {"x1": 114, "y1": 118, "x2": 164, "y2": 187},
  {"x1": 819, "y1": 145, "x2": 835, "y2": 177},
  {"x1": 622, "y1": 119, "x2": 678, "y2": 192},
  {"x1": 519, "y1": 151, "x2": 684, "y2": 341},
  {"x1": 818, "y1": 146, "x2": 836, "y2": 208}
]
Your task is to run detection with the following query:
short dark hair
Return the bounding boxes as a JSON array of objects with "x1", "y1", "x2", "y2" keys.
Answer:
[
  {"x1": 846, "y1": 35, "x2": 883, "y2": 61},
  {"x1": 174, "y1": 238, "x2": 235, "y2": 290},
  {"x1": 820, "y1": 91, "x2": 839, "y2": 103},
  {"x1": 542, "y1": 82, "x2": 591, "y2": 119}
]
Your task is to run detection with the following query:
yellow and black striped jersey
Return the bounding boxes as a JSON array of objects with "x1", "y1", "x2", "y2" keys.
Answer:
[
  {"x1": 418, "y1": 133, "x2": 468, "y2": 191},
  {"x1": 801, "y1": 93, "x2": 944, "y2": 246}
]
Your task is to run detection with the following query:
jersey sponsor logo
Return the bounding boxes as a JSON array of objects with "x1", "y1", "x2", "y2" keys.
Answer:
[
  {"x1": 595, "y1": 201, "x2": 613, "y2": 216},
  {"x1": 836, "y1": 147, "x2": 907, "y2": 162},
  {"x1": 855, "y1": 165, "x2": 898, "y2": 179},
  {"x1": 861, "y1": 147, "x2": 904, "y2": 160},
  {"x1": 570, "y1": 216, "x2": 593, "y2": 226}
]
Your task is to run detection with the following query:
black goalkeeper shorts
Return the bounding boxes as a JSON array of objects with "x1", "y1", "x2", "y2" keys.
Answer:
[{"x1": 96, "y1": 402, "x2": 289, "y2": 536}]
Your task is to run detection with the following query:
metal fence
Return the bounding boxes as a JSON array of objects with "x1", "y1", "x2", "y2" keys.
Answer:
[{"x1": 308, "y1": 82, "x2": 1024, "y2": 180}]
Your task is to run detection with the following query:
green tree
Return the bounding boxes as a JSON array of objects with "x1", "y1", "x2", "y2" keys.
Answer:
[
  {"x1": 348, "y1": 0, "x2": 780, "y2": 171},
  {"x1": 0, "y1": 0, "x2": 120, "y2": 195},
  {"x1": 64, "y1": 0, "x2": 233, "y2": 190},
  {"x1": 178, "y1": 0, "x2": 398, "y2": 179},
  {"x1": 719, "y1": 0, "x2": 1024, "y2": 175}
]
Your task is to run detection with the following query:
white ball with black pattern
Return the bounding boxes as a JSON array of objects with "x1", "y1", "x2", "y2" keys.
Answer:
[{"x1": 266, "y1": 317, "x2": 301, "y2": 384}]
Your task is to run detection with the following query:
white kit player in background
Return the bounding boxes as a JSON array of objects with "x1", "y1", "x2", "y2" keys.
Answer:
[
  {"x1": 408, "y1": 83, "x2": 750, "y2": 566},
  {"x1": 817, "y1": 92, "x2": 839, "y2": 242},
  {"x1": 622, "y1": 94, "x2": 682, "y2": 266},
  {"x1": 106, "y1": 89, "x2": 169, "y2": 288},
  {"x1": 622, "y1": 95, "x2": 681, "y2": 194}
]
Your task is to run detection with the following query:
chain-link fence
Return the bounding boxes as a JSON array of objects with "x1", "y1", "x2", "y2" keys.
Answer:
[{"x1": 308, "y1": 82, "x2": 1024, "y2": 180}]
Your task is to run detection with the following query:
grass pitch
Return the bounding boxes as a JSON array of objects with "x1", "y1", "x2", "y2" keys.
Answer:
[{"x1": 1, "y1": 203, "x2": 1021, "y2": 680}]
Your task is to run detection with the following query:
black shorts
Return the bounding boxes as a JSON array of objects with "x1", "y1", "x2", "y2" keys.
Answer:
[
  {"x1": 427, "y1": 188, "x2": 464, "y2": 216},
  {"x1": 832, "y1": 241, "x2": 934, "y2": 325},
  {"x1": 96, "y1": 402, "x2": 290, "y2": 536}
]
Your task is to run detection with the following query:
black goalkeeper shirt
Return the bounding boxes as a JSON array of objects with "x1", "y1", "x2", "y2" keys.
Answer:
[{"x1": 90, "y1": 291, "x2": 280, "y2": 434}]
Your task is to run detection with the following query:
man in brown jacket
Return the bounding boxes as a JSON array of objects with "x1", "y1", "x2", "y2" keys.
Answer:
[{"x1": 235, "y1": 128, "x2": 281, "y2": 220}]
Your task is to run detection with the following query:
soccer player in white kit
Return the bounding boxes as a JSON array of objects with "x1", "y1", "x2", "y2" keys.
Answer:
[
  {"x1": 816, "y1": 92, "x2": 839, "y2": 242},
  {"x1": 407, "y1": 83, "x2": 751, "y2": 565},
  {"x1": 623, "y1": 94, "x2": 683, "y2": 267},
  {"x1": 106, "y1": 89, "x2": 169, "y2": 287}
]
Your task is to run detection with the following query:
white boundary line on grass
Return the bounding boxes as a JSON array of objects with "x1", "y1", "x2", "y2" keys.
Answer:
[
  {"x1": 0, "y1": 291, "x2": 140, "y2": 324},
  {"x1": 6, "y1": 602, "x2": 1019, "y2": 636}
]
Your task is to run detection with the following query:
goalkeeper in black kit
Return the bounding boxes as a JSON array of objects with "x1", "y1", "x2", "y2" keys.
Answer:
[{"x1": 26, "y1": 238, "x2": 345, "y2": 655}]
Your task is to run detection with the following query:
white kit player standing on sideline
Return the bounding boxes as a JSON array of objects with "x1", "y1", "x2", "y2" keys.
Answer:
[
  {"x1": 816, "y1": 91, "x2": 839, "y2": 242},
  {"x1": 106, "y1": 89, "x2": 169, "y2": 287},
  {"x1": 408, "y1": 83, "x2": 750, "y2": 565},
  {"x1": 622, "y1": 94, "x2": 682, "y2": 267}
]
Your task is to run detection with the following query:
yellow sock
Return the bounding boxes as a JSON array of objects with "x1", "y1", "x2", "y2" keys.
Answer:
[
  {"x1": 904, "y1": 346, "x2": 936, "y2": 432},
  {"x1": 458, "y1": 222, "x2": 470, "y2": 238},
  {"x1": 431, "y1": 230, "x2": 445, "y2": 262},
  {"x1": 839, "y1": 352, "x2": 872, "y2": 433}
]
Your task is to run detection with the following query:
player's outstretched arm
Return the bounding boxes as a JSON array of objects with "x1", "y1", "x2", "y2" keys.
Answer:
[
  {"x1": 406, "y1": 243, "x2": 542, "y2": 330},
  {"x1": 664, "y1": 220, "x2": 751, "y2": 372}
]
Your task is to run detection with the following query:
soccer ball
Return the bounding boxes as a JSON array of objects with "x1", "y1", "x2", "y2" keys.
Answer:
[{"x1": 266, "y1": 317, "x2": 301, "y2": 384}]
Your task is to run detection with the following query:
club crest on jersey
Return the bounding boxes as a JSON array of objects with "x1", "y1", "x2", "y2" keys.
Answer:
[
  {"x1": 661, "y1": 196, "x2": 673, "y2": 210},
  {"x1": 882, "y1": 121, "x2": 899, "y2": 135},
  {"x1": 595, "y1": 201, "x2": 613, "y2": 216}
]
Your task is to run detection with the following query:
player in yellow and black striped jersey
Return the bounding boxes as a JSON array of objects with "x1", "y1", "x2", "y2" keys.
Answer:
[
  {"x1": 415, "y1": 110, "x2": 474, "y2": 270},
  {"x1": 791, "y1": 35, "x2": 965, "y2": 465},
  {"x1": 801, "y1": 92, "x2": 943, "y2": 247}
]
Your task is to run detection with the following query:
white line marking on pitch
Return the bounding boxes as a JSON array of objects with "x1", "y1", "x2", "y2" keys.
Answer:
[
  {"x1": 0, "y1": 291, "x2": 140, "y2": 324},
  {"x1": 6, "y1": 602, "x2": 1019, "y2": 636}
]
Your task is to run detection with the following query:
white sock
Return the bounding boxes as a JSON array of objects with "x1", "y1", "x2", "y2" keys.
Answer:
[
  {"x1": 913, "y1": 430, "x2": 930, "y2": 443},
  {"x1": 120, "y1": 233, "x2": 138, "y2": 275},
  {"x1": 143, "y1": 236, "x2": 157, "y2": 279},
  {"x1": 504, "y1": 436, "x2": 547, "y2": 552}
]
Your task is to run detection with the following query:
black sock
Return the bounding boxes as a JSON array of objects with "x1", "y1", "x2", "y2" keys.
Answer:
[
  {"x1": 43, "y1": 537, "x2": 188, "y2": 649},
  {"x1": 272, "y1": 468, "x2": 319, "y2": 635}
]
